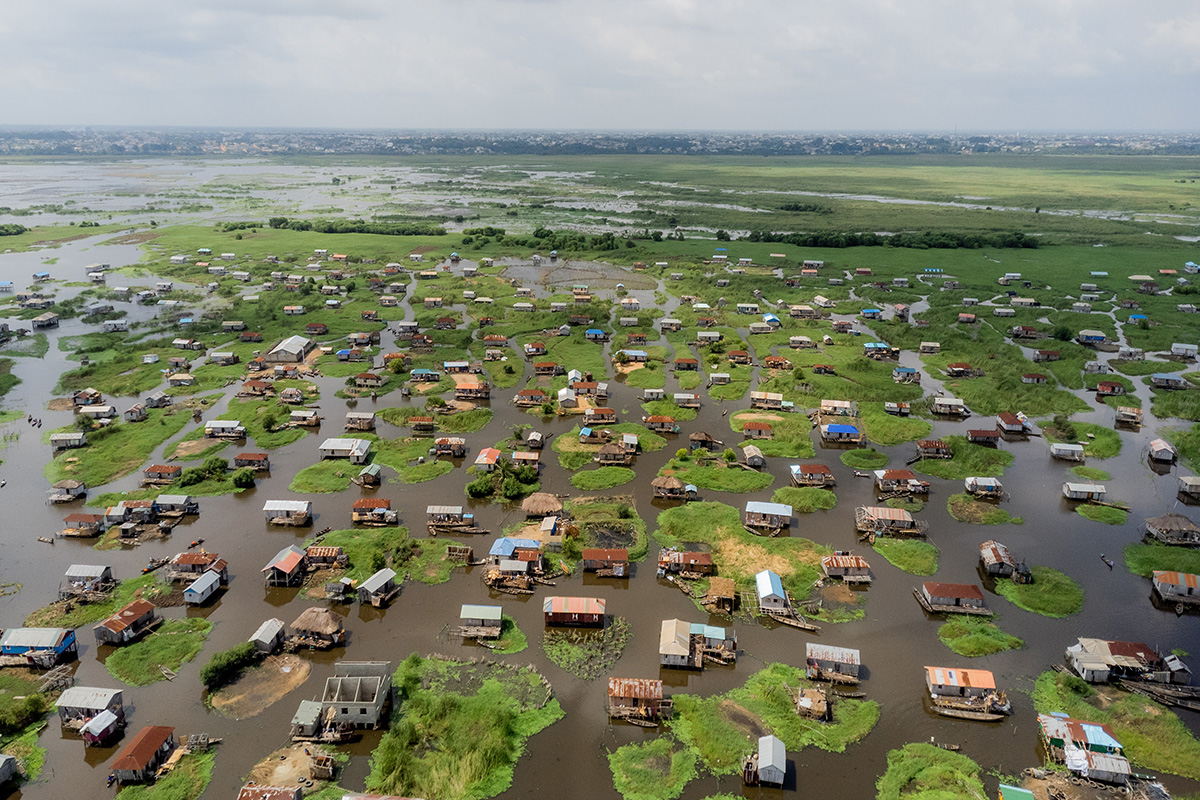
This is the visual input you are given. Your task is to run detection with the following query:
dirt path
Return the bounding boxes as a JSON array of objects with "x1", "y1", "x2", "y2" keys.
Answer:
[
  {"x1": 248, "y1": 744, "x2": 321, "y2": 786},
  {"x1": 210, "y1": 654, "x2": 312, "y2": 719},
  {"x1": 171, "y1": 439, "x2": 217, "y2": 460}
]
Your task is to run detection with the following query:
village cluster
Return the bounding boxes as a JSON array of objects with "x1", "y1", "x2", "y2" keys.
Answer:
[{"x1": 2, "y1": 240, "x2": 1200, "y2": 800}]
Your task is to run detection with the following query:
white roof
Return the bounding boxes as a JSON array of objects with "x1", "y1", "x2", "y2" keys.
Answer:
[
  {"x1": 460, "y1": 604, "x2": 502, "y2": 621},
  {"x1": 269, "y1": 335, "x2": 313, "y2": 355},
  {"x1": 185, "y1": 571, "x2": 220, "y2": 594},
  {"x1": 263, "y1": 500, "x2": 311, "y2": 512},
  {"x1": 57, "y1": 686, "x2": 121, "y2": 710}
]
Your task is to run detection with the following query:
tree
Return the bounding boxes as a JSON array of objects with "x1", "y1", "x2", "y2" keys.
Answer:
[
  {"x1": 369, "y1": 548, "x2": 387, "y2": 574},
  {"x1": 715, "y1": 230, "x2": 730, "y2": 241},
  {"x1": 231, "y1": 467, "x2": 256, "y2": 489},
  {"x1": 344, "y1": 280, "x2": 356, "y2": 293},
  {"x1": 1051, "y1": 325, "x2": 1073, "y2": 341},
  {"x1": 261, "y1": 409, "x2": 280, "y2": 431},
  {"x1": 723, "y1": 448, "x2": 736, "y2": 463},
  {"x1": 202, "y1": 456, "x2": 229, "y2": 477},
  {"x1": 676, "y1": 448, "x2": 688, "y2": 459}
]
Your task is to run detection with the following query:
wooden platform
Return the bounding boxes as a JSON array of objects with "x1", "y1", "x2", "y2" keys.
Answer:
[{"x1": 913, "y1": 588, "x2": 993, "y2": 617}]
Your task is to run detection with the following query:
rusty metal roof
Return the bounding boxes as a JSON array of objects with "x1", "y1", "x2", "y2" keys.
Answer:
[
  {"x1": 542, "y1": 596, "x2": 606, "y2": 615},
  {"x1": 922, "y1": 582, "x2": 984, "y2": 600},
  {"x1": 806, "y1": 643, "x2": 860, "y2": 665},
  {"x1": 111, "y1": 725, "x2": 174, "y2": 770},
  {"x1": 581, "y1": 549, "x2": 628, "y2": 562},
  {"x1": 353, "y1": 499, "x2": 391, "y2": 509},
  {"x1": 100, "y1": 600, "x2": 156, "y2": 634},
  {"x1": 608, "y1": 677, "x2": 663, "y2": 700},
  {"x1": 979, "y1": 540, "x2": 1015, "y2": 567}
]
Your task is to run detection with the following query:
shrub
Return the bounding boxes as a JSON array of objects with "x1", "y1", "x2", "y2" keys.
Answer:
[
  {"x1": 200, "y1": 641, "x2": 258, "y2": 691},
  {"x1": 178, "y1": 466, "x2": 207, "y2": 486},
  {"x1": 231, "y1": 467, "x2": 256, "y2": 489}
]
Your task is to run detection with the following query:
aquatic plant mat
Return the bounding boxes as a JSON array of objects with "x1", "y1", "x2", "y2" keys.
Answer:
[
  {"x1": 938, "y1": 618, "x2": 1023, "y2": 657},
  {"x1": 871, "y1": 539, "x2": 938, "y2": 576},
  {"x1": 115, "y1": 751, "x2": 214, "y2": 800},
  {"x1": 608, "y1": 738, "x2": 698, "y2": 800},
  {"x1": 366, "y1": 654, "x2": 563, "y2": 800},
  {"x1": 542, "y1": 616, "x2": 631, "y2": 679},
  {"x1": 994, "y1": 566, "x2": 1083, "y2": 617},
  {"x1": 874, "y1": 742, "x2": 985, "y2": 800}
]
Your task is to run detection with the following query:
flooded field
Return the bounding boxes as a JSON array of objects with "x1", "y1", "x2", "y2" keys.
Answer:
[{"x1": 0, "y1": 159, "x2": 1198, "y2": 800}]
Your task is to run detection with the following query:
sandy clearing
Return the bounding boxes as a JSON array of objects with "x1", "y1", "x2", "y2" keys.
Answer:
[{"x1": 210, "y1": 654, "x2": 312, "y2": 719}]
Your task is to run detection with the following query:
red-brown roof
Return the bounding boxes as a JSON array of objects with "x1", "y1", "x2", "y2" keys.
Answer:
[
  {"x1": 800, "y1": 464, "x2": 832, "y2": 474},
  {"x1": 236, "y1": 452, "x2": 269, "y2": 461},
  {"x1": 743, "y1": 422, "x2": 772, "y2": 431},
  {"x1": 144, "y1": 465, "x2": 181, "y2": 474},
  {"x1": 582, "y1": 548, "x2": 629, "y2": 562},
  {"x1": 171, "y1": 552, "x2": 220, "y2": 566},
  {"x1": 101, "y1": 599, "x2": 156, "y2": 634},
  {"x1": 646, "y1": 415, "x2": 675, "y2": 423},
  {"x1": 112, "y1": 725, "x2": 174, "y2": 771},
  {"x1": 881, "y1": 469, "x2": 916, "y2": 480},
  {"x1": 236, "y1": 787, "x2": 302, "y2": 800},
  {"x1": 997, "y1": 412, "x2": 1021, "y2": 425},
  {"x1": 968, "y1": 429, "x2": 1000, "y2": 438},
  {"x1": 608, "y1": 677, "x2": 662, "y2": 700},
  {"x1": 63, "y1": 513, "x2": 104, "y2": 524},
  {"x1": 353, "y1": 498, "x2": 391, "y2": 509}
]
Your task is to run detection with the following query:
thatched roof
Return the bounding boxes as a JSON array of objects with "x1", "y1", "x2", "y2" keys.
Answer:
[
  {"x1": 291, "y1": 607, "x2": 343, "y2": 635},
  {"x1": 689, "y1": 431, "x2": 715, "y2": 442},
  {"x1": 651, "y1": 476, "x2": 684, "y2": 491},
  {"x1": 707, "y1": 577, "x2": 736, "y2": 598},
  {"x1": 522, "y1": 492, "x2": 563, "y2": 516},
  {"x1": 597, "y1": 442, "x2": 625, "y2": 456},
  {"x1": 1147, "y1": 513, "x2": 1200, "y2": 533}
]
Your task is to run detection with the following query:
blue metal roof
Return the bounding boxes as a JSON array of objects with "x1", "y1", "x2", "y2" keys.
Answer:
[
  {"x1": 586, "y1": 329, "x2": 605, "y2": 335},
  {"x1": 756, "y1": 569, "x2": 785, "y2": 600},
  {"x1": 827, "y1": 424, "x2": 859, "y2": 434},
  {"x1": 865, "y1": 342, "x2": 888, "y2": 349},
  {"x1": 1153, "y1": 373, "x2": 1182, "y2": 381},
  {"x1": 762, "y1": 313, "x2": 780, "y2": 323},
  {"x1": 894, "y1": 366, "x2": 917, "y2": 374},
  {"x1": 689, "y1": 622, "x2": 727, "y2": 640},
  {"x1": 488, "y1": 537, "x2": 540, "y2": 557},
  {"x1": 1129, "y1": 314, "x2": 1148, "y2": 320},
  {"x1": 862, "y1": 308, "x2": 881, "y2": 314}
]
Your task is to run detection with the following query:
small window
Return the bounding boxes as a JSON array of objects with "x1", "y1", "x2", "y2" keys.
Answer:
[
  {"x1": 342, "y1": 707, "x2": 348, "y2": 714},
  {"x1": 360, "y1": 707, "x2": 367, "y2": 715}
]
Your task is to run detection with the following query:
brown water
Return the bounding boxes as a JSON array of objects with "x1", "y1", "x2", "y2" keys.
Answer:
[{"x1": 0, "y1": 242, "x2": 1198, "y2": 800}]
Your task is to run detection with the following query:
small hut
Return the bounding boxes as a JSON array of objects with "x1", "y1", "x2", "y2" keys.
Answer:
[
  {"x1": 522, "y1": 492, "x2": 563, "y2": 518},
  {"x1": 652, "y1": 475, "x2": 686, "y2": 499},
  {"x1": 979, "y1": 540, "x2": 1017, "y2": 578},
  {"x1": 289, "y1": 607, "x2": 346, "y2": 648}
]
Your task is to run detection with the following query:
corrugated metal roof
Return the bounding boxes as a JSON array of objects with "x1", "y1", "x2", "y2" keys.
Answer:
[
  {"x1": 359, "y1": 568, "x2": 397, "y2": 594},
  {"x1": 100, "y1": 600, "x2": 156, "y2": 633},
  {"x1": 542, "y1": 596, "x2": 605, "y2": 615},
  {"x1": 250, "y1": 618, "x2": 285, "y2": 643},
  {"x1": 756, "y1": 569, "x2": 785, "y2": 600},
  {"x1": 111, "y1": 725, "x2": 174, "y2": 770},
  {"x1": 0, "y1": 628, "x2": 69, "y2": 649},
  {"x1": 759, "y1": 734, "x2": 786, "y2": 770},
  {"x1": 821, "y1": 555, "x2": 869, "y2": 571},
  {"x1": 262, "y1": 545, "x2": 306, "y2": 574},
  {"x1": 263, "y1": 500, "x2": 311, "y2": 512},
  {"x1": 581, "y1": 549, "x2": 628, "y2": 562},
  {"x1": 922, "y1": 582, "x2": 984, "y2": 600},
  {"x1": 57, "y1": 686, "x2": 122, "y2": 710},
  {"x1": 427, "y1": 505, "x2": 464, "y2": 515},
  {"x1": 608, "y1": 678, "x2": 662, "y2": 700},
  {"x1": 979, "y1": 540, "x2": 1016, "y2": 567},
  {"x1": 806, "y1": 643, "x2": 860, "y2": 665},
  {"x1": 659, "y1": 619, "x2": 690, "y2": 656},
  {"x1": 1154, "y1": 570, "x2": 1200, "y2": 589},
  {"x1": 924, "y1": 666, "x2": 995, "y2": 690},
  {"x1": 460, "y1": 605, "x2": 502, "y2": 621},
  {"x1": 862, "y1": 506, "x2": 913, "y2": 522},
  {"x1": 745, "y1": 501, "x2": 792, "y2": 517}
]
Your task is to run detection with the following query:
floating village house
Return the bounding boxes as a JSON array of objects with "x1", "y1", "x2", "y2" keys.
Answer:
[
  {"x1": 790, "y1": 464, "x2": 835, "y2": 487},
  {"x1": 290, "y1": 607, "x2": 346, "y2": 648},
  {"x1": 183, "y1": 570, "x2": 222, "y2": 606},
  {"x1": 57, "y1": 686, "x2": 125, "y2": 745},
  {"x1": 1050, "y1": 443, "x2": 1086, "y2": 462},
  {"x1": 755, "y1": 569, "x2": 789, "y2": 614},
  {"x1": 1145, "y1": 513, "x2": 1200, "y2": 547},
  {"x1": 250, "y1": 619, "x2": 287, "y2": 654},
  {"x1": 261, "y1": 545, "x2": 308, "y2": 586},
  {"x1": 1065, "y1": 637, "x2": 1188, "y2": 684},
  {"x1": 0, "y1": 628, "x2": 78, "y2": 666},
  {"x1": 1152, "y1": 570, "x2": 1200, "y2": 609},
  {"x1": 648, "y1": 473, "x2": 685, "y2": 499},
  {"x1": 234, "y1": 451, "x2": 270, "y2": 470},
  {"x1": 318, "y1": 437, "x2": 372, "y2": 464},
  {"x1": 854, "y1": 505, "x2": 927, "y2": 535},
  {"x1": 979, "y1": 540, "x2": 1023, "y2": 580},
  {"x1": 1062, "y1": 482, "x2": 1106, "y2": 502},
  {"x1": 806, "y1": 643, "x2": 861, "y2": 684},
  {"x1": 659, "y1": 618, "x2": 699, "y2": 669},
  {"x1": 964, "y1": 476, "x2": 1003, "y2": 497},
  {"x1": 543, "y1": 596, "x2": 605, "y2": 627},
  {"x1": 1038, "y1": 713, "x2": 1130, "y2": 785},
  {"x1": 357, "y1": 568, "x2": 400, "y2": 607},
  {"x1": 924, "y1": 666, "x2": 997, "y2": 701},
  {"x1": 608, "y1": 678, "x2": 670, "y2": 723},
  {"x1": 263, "y1": 500, "x2": 312, "y2": 526},
  {"x1": 744, "y1": 501, "x2": 792, "y2": 532},
  {"x1": 750, "y1": 735, "x2": 787, "y2": 788},
  {"x1": 93, "y1": 599, "x2": 159, "y2": 645},
  {"x1": 821, "y1": 554, "x2": 871, "y2": 584},
  {"x1": 916, "y1": 582, "x2": 992, "y2": 616},
  {"x1": 459, "y1": 605, "x2": 503, "y2": 639},
  {"x1": 110, "y1": 725, "x2": 175, "y2": 785}
]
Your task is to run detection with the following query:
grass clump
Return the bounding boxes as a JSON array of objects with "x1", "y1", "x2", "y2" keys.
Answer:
[
  {"x1": 938, "y1": 618, "x2": 1024, "y2": 657},
  {"x1": 106, "y1": 618, "x2": 212, "y2": 687},
  {"x1": 669, "y1": 663, "x2": 878, "y2": 775},
  {"x1": 200, "y1": 641, "x2": 258, "y2": 691},
  {"x1": 840, "y1": 448, "x2": 888, "y2": 469},
  {"x1": 437, "y1": 408, "x2": 494, "y2": 433},
  {"x1": 25, "y1": 574, "x2": 174, "y2": 628},
  {"x1": 608, "y1": 738, "x2": 697, "y2": 800},
  {"x1": 542, "y1": 617, "x2": 631, "y2": 680},
  {"x1": 771, "y1": 486, "x2": 837, "y2": 512},
  {"x1": 1076, "y1": 505, "x2": 1127, "y2": 525},
  {"x1": 1164, "y1": 422, "x2": 1200, "y2": 472},
  {"x1": 872, "y1": 539, "x2": 939, "y2": 576},
  {"x1": 859, "y1": 403, "x2": 932, "y2": 446},
  {"x1": 552, "y1": 424, "x2": 668, "y2": 470},
  {"x1": 1123, "y1": 543, "x2": 1200, "y2": 578},
  {"x1": 43, "y1": 410, "x2": 193, "y2": 487},
  {"x1": 365, "y1": 654, "x2": 564, "y2": 800},
  {"x1": 561, "y1": 498, "x2": 650, "y2": 565},
  {"x1": 728, "y1": 410, "x2": 815, "y2": 458},
  {"x1": 290, "y1": 459, "x2": 356, "y2": 493},
  {"x1": 1071, "y1": 465, "x2": 1111, "y2": 481},
  {"x1": 0, "y1": 721, "x2": 47, "y2": 782},
  {"x1": 493, "y1": 616, "x2": 528, "y2": 655},
  {"x1": 115, "y1": 750, "x2": 215, "y2": 800},
  {"x1": 1032, "y1": 671, "x2": 1200, "y2": 779},
  {"x1": 314, "y1": 527, "x2": 455, "y2": 586},
  {"x1": 1044, "y1": 420, "x2": 1122, "y2": 459},
  {"x1": 994, "y1": 567, "x2": 1083, "y2": 617},
  {"x1": 372, "y1": 437, "x2": 455, "y2": 484},
  {"x1": 571, "y1": 467, "x2": 636, "y2": 491},
  {"x1": 658, "y1": 455, "x2": 773, "y2": 493},
  {"x1": 912, "y1": 435, "x2": 1013, "y2": 480},
  {"x1": 875, "y1": 742, "x2": 985, "y2": 800},
  {"x1": 946, "y1": 493, "x2": 1022, "y2": 525}
]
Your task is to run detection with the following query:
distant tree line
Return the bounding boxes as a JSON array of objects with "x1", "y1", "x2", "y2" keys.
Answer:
[
  {"x1": 743, "y1": 230, "x2": 1039, "y2": 249},
  {"x1": 265, "y1": 217, "x2": 445, "y2": 236},
  {"x1": 0, "y1": 224, "x2": 28, "y2": 236}
]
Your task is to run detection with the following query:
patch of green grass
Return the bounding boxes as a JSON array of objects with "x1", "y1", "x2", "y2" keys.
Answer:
[
  {"x1": 542, "y1": 617, "x2": 631, "y2": 680},
  {"x1": 875, "y1": 742, "x2": 986, "y2": 800},
  {"x1": 946, "y1": 493, "x2": 1022, "y2": 525},
  {"x1": 938, "y1": 618, "x2": 1024, "y2": 657},
  {"x1": 1044, "y1": 421, "x2": 1122, "y2": 459},
  {"x1": 0, "y1": 333, "x2": 48, "y2": 359},
  {"x1": 551, "y1": 423, "x2": 667, "y2": 469},
  {"x1": 366, "y1": 654, "x2": 564, "y2": 800},
  {"x1": 106, "y1": 618, "x2": 212, "y2": 687},
  {"x1": 561, "y1": 498, "x2": 650, "y2": 564},
  {"x1": 1076, "y1": 504, "x2": 1127, "y2": 525},
  {"x1": 911, "y1": 435, "x2": 1013, "y2": 480},
  {"x1": 771, "y1": 486, "x2": 837, "y2": 512},
  {"x1": 669, "y1": 663, "x2": 879, "y2": 775},
  {"x1": 642, "y1": 400, "x2": 697, "y2": 421},
  {"x1": 0, "y1": 721, "x2": 47, "y2": 782},
  {"x1": 494, "y1": 616, "x2": 528, "y2": 655},
  {"x1": 373, "y1": 437, "x2": 455, "y2": 483},
  {"x1": 1032, "y1": 671, "x2": 1200, "y2": 779},
  {"x1": 25, "y1": 574, "x2": 174, "y2": 628},
  {"x1": 1124, "y1": 543, "x2": 1200, "y2": 578},
  {"x1": 1151, "y1": 387, "x2": 1200, "y2": 422},
  {"x1": 995, "y1": 566, "x2": 1083, "y2": 617},
  {"x1": 437, "y1": 408, "x2": 494, "y2": 433},
  {"x1": 217, "y1": 398, "x2": 308, "y2": 449},
  {"x1": 164, "y1": 437, "x2": 228, "y2": 462},
  {"x1": 608, "y1": 738, "x2": 697, "y2": 800},
  {"x1": 1071, "y1": 465, "x2": 1111, "y2": 481},
  {"x1": 655, "y1": 502, "x2": 834, "y2": 608},
  {"x1": 859, "y1": 403, "x2": 932, "y2": 446},
  {"x1": 658, "y1": 456, "x2": 773, "y2": 493},
  {"x1": 571, "y1": 467, "x2": 636, "y2": 491},
  {"x1": 1165, "y1": 422, "x2": 1200, "y2": 472},
  {"x1": 872, "y1": 539, "x2": 939, "y2": 576},
  {"x1": 0, "y1": 359, "x2": 18, "y2": 402},
  {"x1": 886, "y1": 498, "x2": 924, "y2": 512},
  {"x1": 312, "y1": 526, "x2": 441, "y2": 584},
  {"x1": 840, "y1": 448, "x2": 888, "y2": 469},
  {"x1": 116, "y1": 751, "x2": 214, "y2": 800},
  {"x1": 729, "y1": 410, "x2": 814, "y2": 457},
  {"x1": 43, "y1": 409, "x2": 194, "y2": 487},
  {"x1": 55, "y1": 349, "x2": 174, "y2": 397},
  {"x1": 290, "y1": 459, "x2": 357, "y2": 493}
]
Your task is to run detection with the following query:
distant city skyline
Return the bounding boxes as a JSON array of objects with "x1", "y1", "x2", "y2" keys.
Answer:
[{"x1": 5, "y1": 0, "x2": 1198, "y2": 131}]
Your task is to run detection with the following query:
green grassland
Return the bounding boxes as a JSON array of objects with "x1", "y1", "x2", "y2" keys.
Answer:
[
  {"x1": 658, "y1": 455, "x2": 774, "y2": 493},
  {"x1": 875, "y1": 742, "x2": 986, "y2": 800},
  {"x1": 1043, "y1": 421, "x2": 1122, "y2": 459},
  {"x1": 106, "y1": 618, "x2": 212, "y2": 687},
  {"x1": 771, "y1": 486, "x2": 837, "y2": 513},
  {"x1": 938, "y1": 618, "x2": 1024, "y2": 657},
  {"x1": 872, "y1": 539, "x2": 939, "y2": 575},
  {"x1": 365, "y1": 654, "x2": 564, "y2": 800},
  {"x1": 995, "y1": 566, "x2": 1084, "y2": 617},
  {"x1": 313, "y1": 527, "x2": 455, "y2": 586},
  {"x1": 1123, "y1": 543, "x2": 1200, "y2": 579},
  {"x1": 859, "y1": 403, "x2": 932, "y2": 446},
  {"x1": 729, "y1": 410, "x2": 814, "y2": 457},
  {"x1": 1033, "y1": 671, "x2": 1200, "y2": 779},
  {"x1": 1077, "y1": 505, "x2": 1127, "y2": 525},
  {"x1": 608, "y1": 738, "x2": 697, "y2": 800},
  {"x1": 571, "y1": 467, "x2": 636, "y2": 491},
  {"x1": 841, "y1": 448, "x2": 889, "y2": 469},
  {"x1": 669, "y1": 663, "x2": 878, "y2": 775},
  {"x1": 25, "y1": 574, "x2": 174, "y2": 628},
  {"x1": 552, "y1": 423, "x2": 668, "y2": 469},
  {"x1": 43, "y1": 409, "x2": 194, "y2": 487},
  {"x1": 946, "y1": 493, "x2": 1022, "y2": 525},
  {"x1": 115, "y1": 751, "x2": 214, "y2": 800}
]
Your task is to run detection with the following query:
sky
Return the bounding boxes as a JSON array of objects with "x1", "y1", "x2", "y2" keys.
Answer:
[{"x1": 4, "y1": 0, "x2": 1198, "y2": 132}]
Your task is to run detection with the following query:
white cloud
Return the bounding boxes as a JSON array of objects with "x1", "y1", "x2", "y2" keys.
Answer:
[{"x1": 0, "y1": 0, "x2": 1195, "y2": 129}]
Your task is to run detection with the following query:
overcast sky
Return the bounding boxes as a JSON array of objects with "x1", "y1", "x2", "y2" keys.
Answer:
[{"x1": 4, "y1": 0, "x2": 1197, "y2": 132}]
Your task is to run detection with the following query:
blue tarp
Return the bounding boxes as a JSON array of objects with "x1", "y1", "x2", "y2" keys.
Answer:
[{"x1": 827, "y1": 424, "x2": 860, "y2": 434}]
